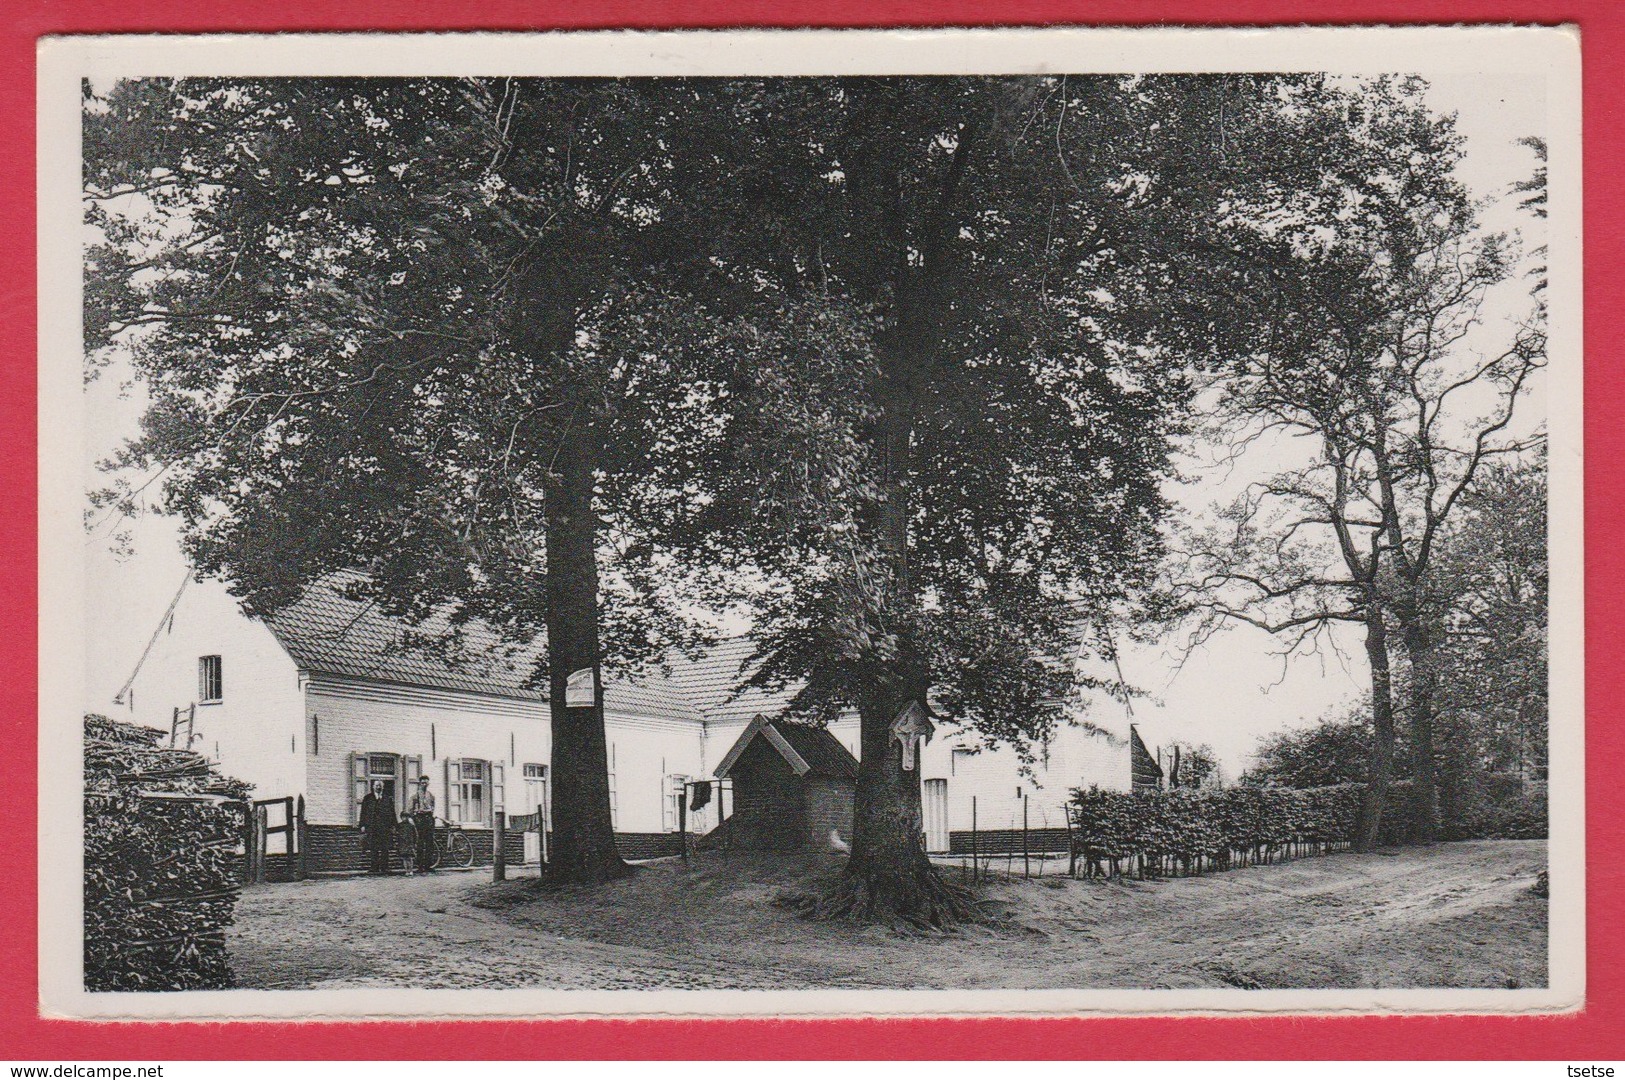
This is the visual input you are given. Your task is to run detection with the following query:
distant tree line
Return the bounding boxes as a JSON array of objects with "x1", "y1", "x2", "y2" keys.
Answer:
[{"x1": 1242, "y1": 452, "x2": 1547, "y2": 838}]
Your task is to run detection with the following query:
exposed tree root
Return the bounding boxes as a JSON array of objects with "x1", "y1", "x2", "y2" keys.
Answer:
[
  {"x1": 538, "y1": 858, "x2": 637, "y2": 888},
  {"x1": 778, "y1": 861, "x2": 978, "y2": 932}
]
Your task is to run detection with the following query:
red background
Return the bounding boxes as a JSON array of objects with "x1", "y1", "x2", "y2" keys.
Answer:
[{"x1": 1, "y1": 0, "x2": 1615, "y2": 1059}]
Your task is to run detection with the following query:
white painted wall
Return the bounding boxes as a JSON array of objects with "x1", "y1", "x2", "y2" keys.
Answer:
[
  {"x1": 117, "y1": 577, "x2": 305, "y2": 803},
  {"x1": 305, "y1": 675, "x2": 550, "y2": 828},
  {"x1": 305, "y1": 679, "x2": 719, "y2": 835},
  {"x1": 115, "y1": 579, "x2": 1144, "y2": 842},
  {"x1": 920, "y1": 721, "x2": 1132, "y2": 835},
  {"x1": 604, "y1": 712, "x2": 711, "y2": 833}
]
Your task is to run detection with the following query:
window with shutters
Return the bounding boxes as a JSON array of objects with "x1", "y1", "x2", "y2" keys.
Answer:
[
  {"x1": 350, "y1": 752, "x2": 400, "y2": 824},
  {"x1": 198, "y1": 655, "x2": 223, "y2": 703},
  {"x1": 607, "y1": 744, "x2": 619, "y2": 829},
  {"x1": 445, "y1": 758, "x2": 503, "y2": 825}
]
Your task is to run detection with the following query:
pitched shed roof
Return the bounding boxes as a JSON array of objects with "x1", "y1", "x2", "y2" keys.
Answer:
[{"x1": 715, "y1": 714, "x2": 859, "y2": 781}]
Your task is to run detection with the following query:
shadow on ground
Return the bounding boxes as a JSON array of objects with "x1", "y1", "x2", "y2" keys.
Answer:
[{"x1": 227, "y1": 839, "x2": 1547, "y2": 991}]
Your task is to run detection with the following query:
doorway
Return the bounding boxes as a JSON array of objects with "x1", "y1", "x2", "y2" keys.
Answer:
[{"x1": 923, "y1": 778, "x2": 950, "y2": 853}]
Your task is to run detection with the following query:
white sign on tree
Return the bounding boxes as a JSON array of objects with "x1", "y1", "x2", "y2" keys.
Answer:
[{"x1": 564, "y1": 667, "x2": 596, "y2": 708}]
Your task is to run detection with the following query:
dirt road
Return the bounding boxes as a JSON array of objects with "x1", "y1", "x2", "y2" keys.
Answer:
[{"x1": 227, "y1": 839, "x2": 1545, "y2": 990}]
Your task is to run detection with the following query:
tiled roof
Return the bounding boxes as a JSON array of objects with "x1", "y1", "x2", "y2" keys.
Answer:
[
  {"x1": 662, "y1": 637, "x2": 802, "y2": 726},
  {"x1": 264, "y1": 574, "x2": 549, "y2": 702},
  {"x1": 772, "y1": 721, "x2": 859, "y2": 779},
  {"x1": 260, "y1": 574, "x2": 801, "y2": 726},
  {"x1": 714, "y1": 714, "x2": 860, "y2": 780}
]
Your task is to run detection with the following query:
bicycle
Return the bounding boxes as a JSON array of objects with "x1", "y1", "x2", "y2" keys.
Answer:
[{"x1": 395, "y1": 814, "x2": 475, "y2": 871}]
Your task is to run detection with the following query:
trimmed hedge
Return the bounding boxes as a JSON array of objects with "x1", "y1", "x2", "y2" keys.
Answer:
[
  {"x1": 84, "y1": 715, "x2": 251, "y2": 991},
  {"x1": 1067, "y1": 781, "x2": 1423, "y2": 879}
]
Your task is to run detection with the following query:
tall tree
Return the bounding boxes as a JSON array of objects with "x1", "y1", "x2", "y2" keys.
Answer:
[
  {"x1": 1173, "y1": 78, "x2": 1544, "y2": 844},
  {"x1": 686, "y1": 75, "x2": 1409, "y2": 922},
  {"x1": 85, "y1": 77, "x2": 780, "y2": 882},
  {"x1": 1166, "y1": 742, "x2": 1220, "y2": 788},
  {"x1": 1427, "y1": 452, "x2": 1548, "y2": 817}
]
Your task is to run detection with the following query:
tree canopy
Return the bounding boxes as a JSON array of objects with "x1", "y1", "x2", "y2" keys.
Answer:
[{"x1": 82, "y1": 72, "x2": 1543, "y2": 914}]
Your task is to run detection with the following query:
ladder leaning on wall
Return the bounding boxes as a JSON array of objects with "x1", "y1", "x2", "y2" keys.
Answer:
[{"x1": 170, "y1": 703, "x2": 197, "y2": 750}]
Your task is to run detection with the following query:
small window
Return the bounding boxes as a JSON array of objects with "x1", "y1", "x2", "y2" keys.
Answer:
[
  {"x1": 198, "y1": 655, "x2": 223, "y2": 703},
  {"x1": 455, "y1": 758, "x2": 488, "y2": 825},
  {"x1": 352, "y1": 751, "x2": 404, "y2": 823}
]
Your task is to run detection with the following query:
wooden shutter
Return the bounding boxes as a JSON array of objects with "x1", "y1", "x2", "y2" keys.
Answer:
[
  {"x1": 445, "y1": 758, "x2": 463, "y2": 823},
  {"x1": 491, "y1": 762, "x2": 505, "y2": 822},
  {"x1": 351, "y1": 753, "x2": 369, "y2": 825},
  {"x1": 401, "y1": 755, "x2": 423, "y2": 815}
]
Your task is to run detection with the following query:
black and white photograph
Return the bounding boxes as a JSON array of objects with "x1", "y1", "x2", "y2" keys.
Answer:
[{"x1": 39, "y1": 26, "x2": 1582, "y2": 1018}]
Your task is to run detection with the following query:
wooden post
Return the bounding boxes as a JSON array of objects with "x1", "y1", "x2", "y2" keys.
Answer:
[
  {"x1": 1064, "y1": 804, "x2": 1076, "y2": 879},
  {"x1": 493, "y1": 807, "x2": 507, "y2": 882},
  {"x1": 971, "y1": 796, "x2": 979, "y2": 883},
  {"x1": 252, "y1": 804, "x2": 268, "y2": 885},
  {"x1": 295, "y1": 795, "x2": 308, "y2": 881},
  {"x1": 679, "y1": 784, "x2": 689, "y2": 864},
  {"x1": 1022, "y1": 796, "x2": 1030, "y2": 879},
  {"x1": 241, "y1": 802, "x2": 254, "y2": 884}
]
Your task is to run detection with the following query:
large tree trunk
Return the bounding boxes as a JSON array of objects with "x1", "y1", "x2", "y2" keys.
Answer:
[
  {"x1": 1356, "y1": 610, "x2": 1397, "y2": 851},
  {"x1": 786, "y1": 109, "x2": 976, "y2": 927},
  {"x1": 828, "y1": 685, "x2": 971, "y2": 928},
  {"x1": 541, "y1": 430, "x2": 631, "y2": 883},
  {"x1": 790, "y1": 388, "x2": 971, "y2": 928},
  {"x1": 1401, "y1": 620, "x2": 1443, "y2": 843}
]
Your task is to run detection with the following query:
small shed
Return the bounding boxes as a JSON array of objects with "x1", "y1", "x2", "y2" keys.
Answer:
[{"x1": 712, "y1": 715, "x2": 858, "y2": 852}]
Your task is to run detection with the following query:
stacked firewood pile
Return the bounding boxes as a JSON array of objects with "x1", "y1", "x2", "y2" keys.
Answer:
[{"x1": 84, "y1": 714, "x2": 251, "y2": 991}]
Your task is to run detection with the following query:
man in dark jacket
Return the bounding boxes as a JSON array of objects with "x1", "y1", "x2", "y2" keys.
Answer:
[{"x1": 359, "y1": 779, "x2": 397, "y2": 875}]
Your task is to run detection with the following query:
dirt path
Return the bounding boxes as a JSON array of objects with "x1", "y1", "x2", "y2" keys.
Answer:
[{"x1": 227, "y1": 839, "x2": 1546, "y2": 990}]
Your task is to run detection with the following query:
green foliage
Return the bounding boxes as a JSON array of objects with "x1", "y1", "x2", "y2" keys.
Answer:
[
  {"x1": 84, "y1": 78, "x2": 760, "y2": 664},
  {"x1": 1242, "y1": 711, "x2": 1404, "y2": 788},
  {"x1": 687, "y1": 75, "x2": 1423, "y2": 764},
  {"x1": 1067, "y1": 782, "x2": 1376, "y2": 873},
  {"x1": 1167, "y1": 741, "x2": 1219, "y2": 788},
  {"x1": 84, "y1": 715, "x2": 251, "y2": 991},
  {"x1": 1431, "y1": 454, "x2": 1548, "y2": 789},
  {"x1": 1448, "y1": 778, "x2": 1548, "y2": 841}
]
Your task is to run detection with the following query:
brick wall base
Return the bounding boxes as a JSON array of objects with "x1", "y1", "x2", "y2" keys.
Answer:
[
  {"x1": 948, "y1": 827, "x2": 1071, "y2": 857},
  {"x1": 302, "y1": 824, "x2": 680, "y2": 873}
]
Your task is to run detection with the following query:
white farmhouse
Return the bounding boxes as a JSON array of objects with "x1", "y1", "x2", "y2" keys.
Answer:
[{"x1": 114, "y1": 573, "x2": 1157, "y2": 873}]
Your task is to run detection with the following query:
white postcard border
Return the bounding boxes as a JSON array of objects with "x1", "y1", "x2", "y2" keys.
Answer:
[{"x1": 37, "y1": 23, "x2": 1585, "y2": 1021}]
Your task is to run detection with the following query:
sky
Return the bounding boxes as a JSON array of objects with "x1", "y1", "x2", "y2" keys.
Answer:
[
  {"x1": 1108, "y1": 73, "x2": 1549, "y2": 773},
  {"x1": 77, "y1": 72, "x2": 1550, "y2": 775}
]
